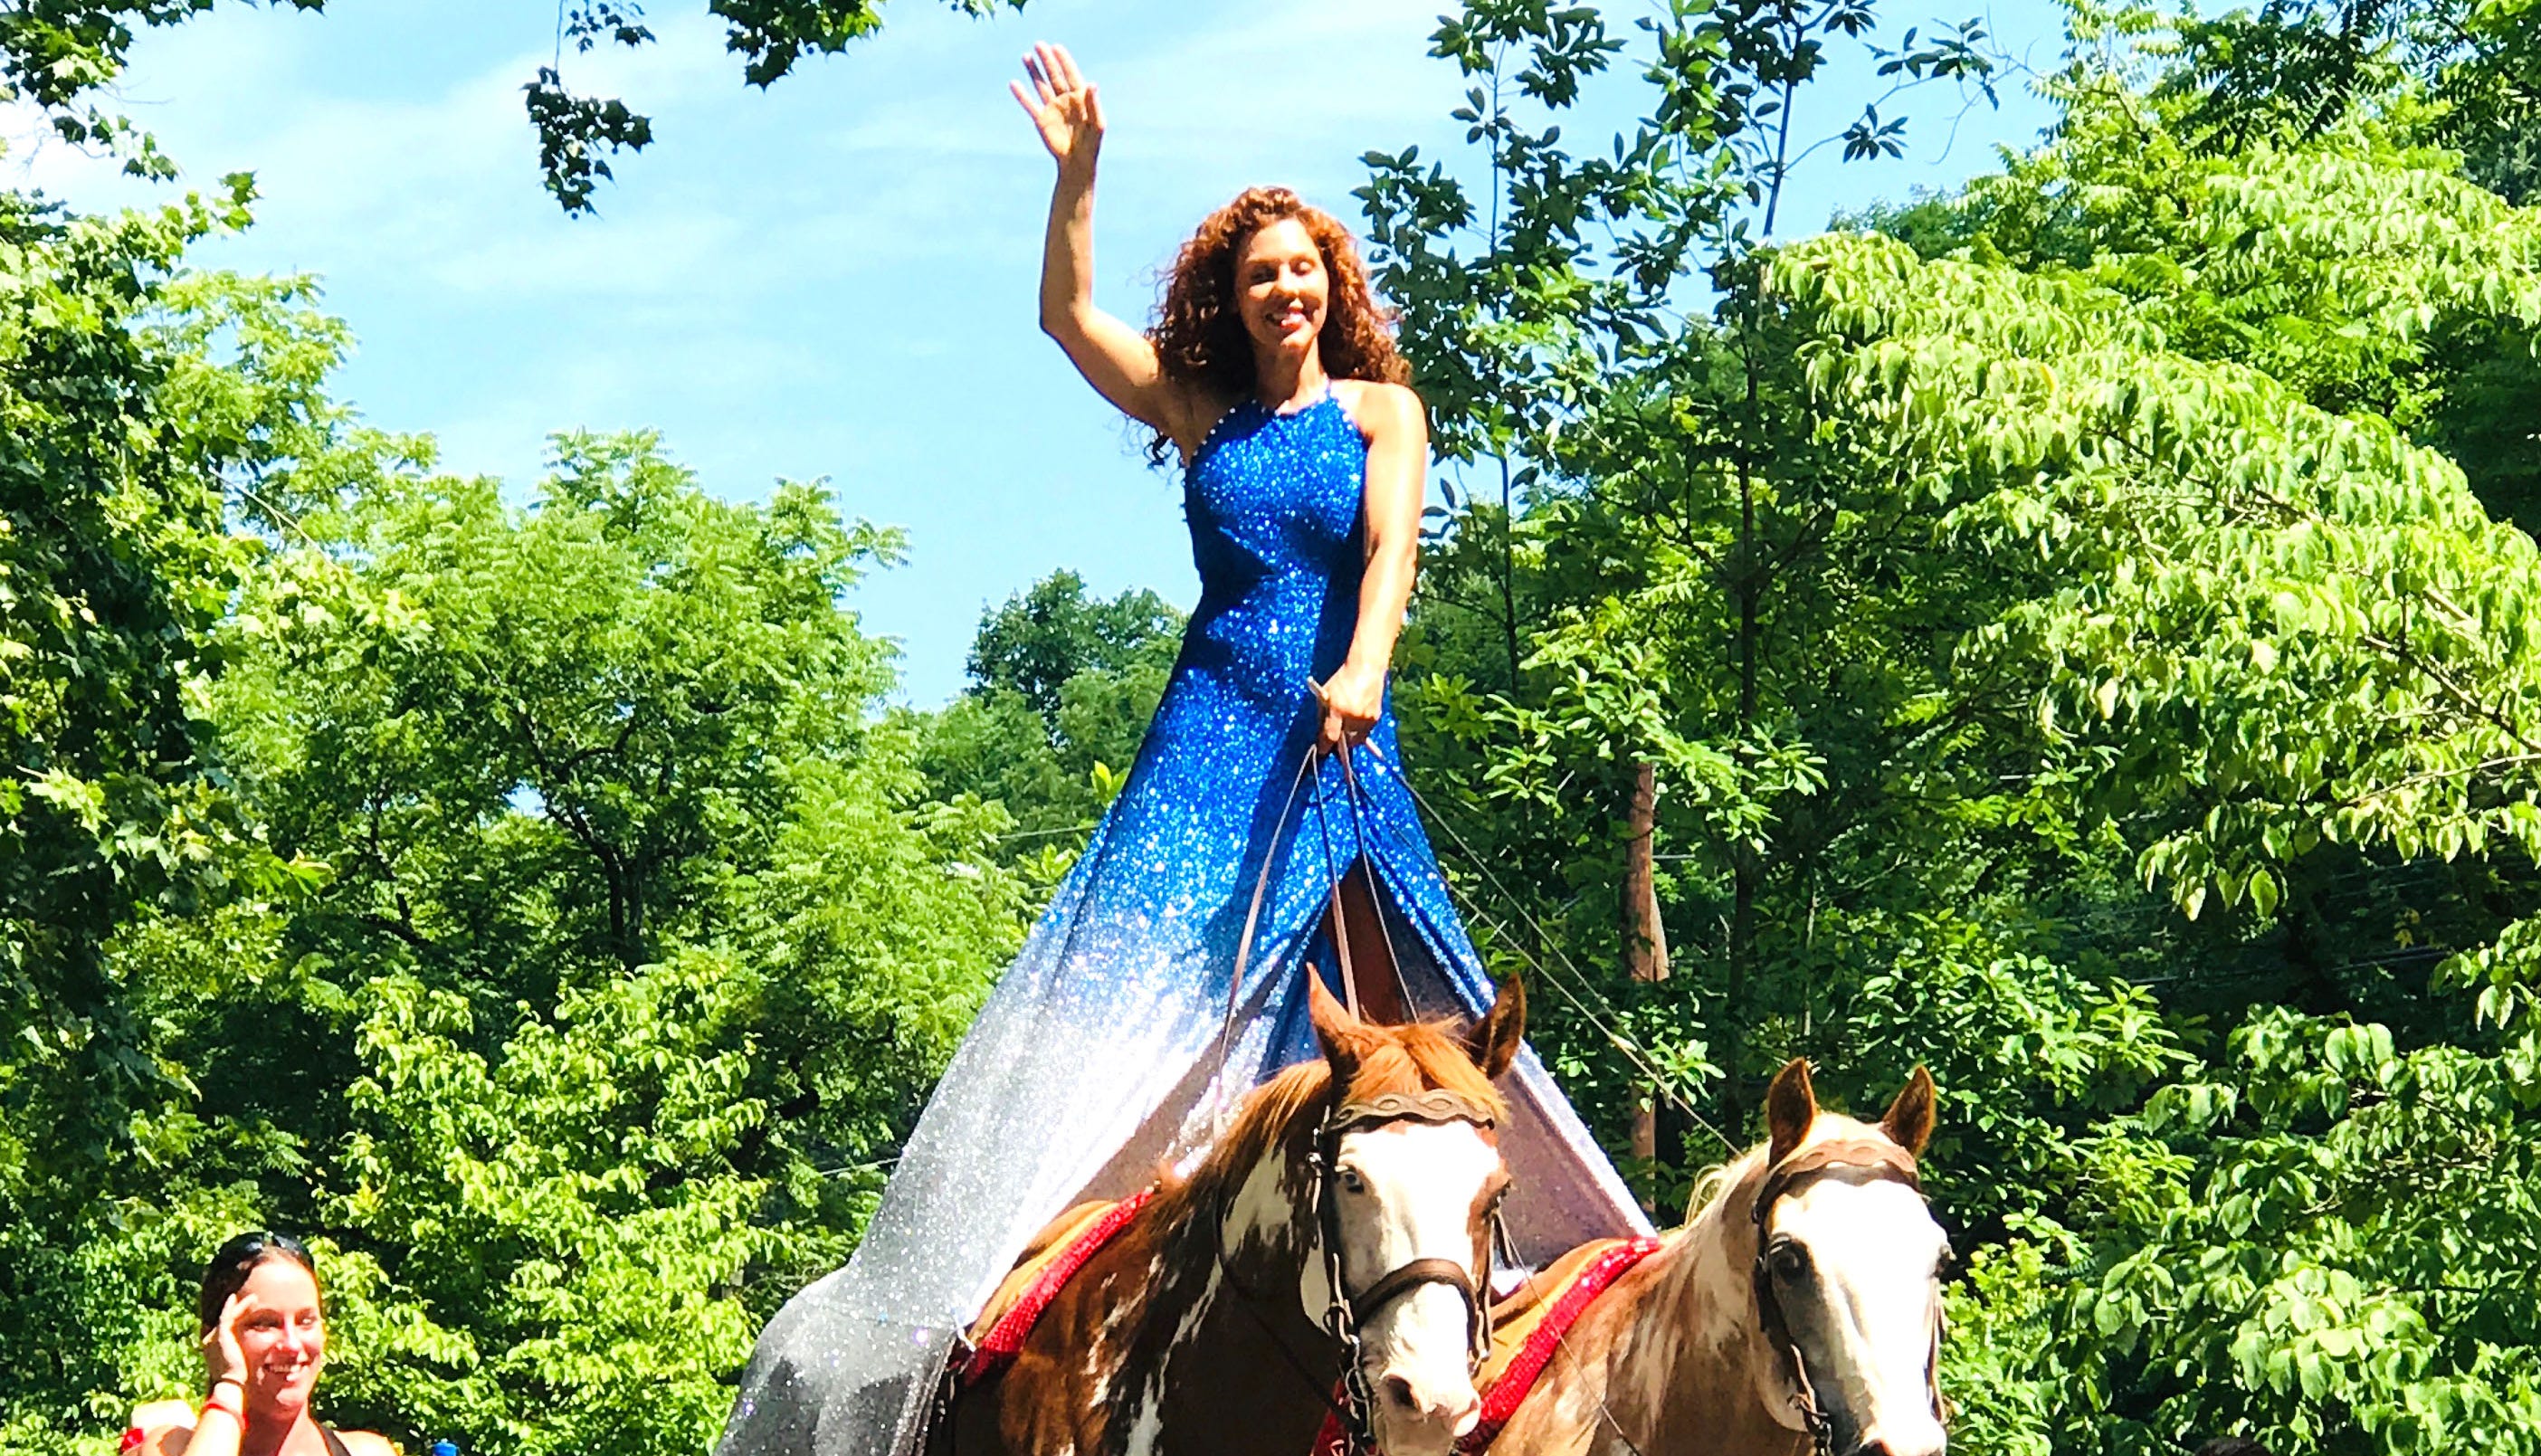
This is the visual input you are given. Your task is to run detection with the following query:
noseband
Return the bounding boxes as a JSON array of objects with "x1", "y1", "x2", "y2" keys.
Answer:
[
  {"x1": 1748, "y1": 1137, "x2": 1938, "y2": 1456},
  {"x1": 1311, "y1": 1089, "x2": 1503, "y2": 1455}
]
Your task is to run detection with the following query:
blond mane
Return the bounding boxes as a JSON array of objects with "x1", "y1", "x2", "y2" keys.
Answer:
[{"x1": 1149, "y1": 1016, "x2": 1508, "y2": 1234}]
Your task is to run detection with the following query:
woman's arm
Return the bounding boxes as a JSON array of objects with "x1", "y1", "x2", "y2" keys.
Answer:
[
  {"x1": 147, "y1": 1296, "x2": 252, "y2": 1456},
  {"x1": 1012, "y1": 43, "x2": 1195, "y2": 443},
  {"x1": 1316, "y1": 383, "x2": 1428, "y2": 752}
]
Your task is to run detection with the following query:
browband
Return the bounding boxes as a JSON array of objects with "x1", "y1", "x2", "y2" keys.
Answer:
[
  {"x1": 1751, "y1": 1137, "x2": 1922, "y2": 1227},
  {"x1": 1329, "y1": 1090, "x2": 1499, "y2": 1133}
]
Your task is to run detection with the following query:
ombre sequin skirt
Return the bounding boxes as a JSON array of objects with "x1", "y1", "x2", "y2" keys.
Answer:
[{"x1": 715, "y1": 684, "x2": 1646, "y2": 1456}]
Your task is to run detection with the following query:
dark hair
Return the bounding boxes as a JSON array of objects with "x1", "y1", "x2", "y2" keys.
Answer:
[
  {"x1": 2194, "y1": 1441, "x2": 2270, "y2": 1456},
  {"x1": 198, "y1": 1232, "x2": 318, "y2": 1334}
]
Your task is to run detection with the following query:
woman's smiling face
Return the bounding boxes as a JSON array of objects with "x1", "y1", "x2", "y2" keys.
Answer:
[
  {"x1": 1234, "y1": 216, "x2": 1330, "y2": 366},
  {"x1": 235, "y1": 1256, "x2": 327, "y2": 1418}
]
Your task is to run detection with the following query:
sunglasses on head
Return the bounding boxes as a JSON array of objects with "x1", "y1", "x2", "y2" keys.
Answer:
[{"x1": 214, "y1": 1230, "x2": 311, "y2": 1266}]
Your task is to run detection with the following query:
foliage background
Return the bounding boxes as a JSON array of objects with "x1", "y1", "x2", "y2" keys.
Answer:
[{"x1": 5, "y1": 1, "x2": 2540, "y2": 1452}]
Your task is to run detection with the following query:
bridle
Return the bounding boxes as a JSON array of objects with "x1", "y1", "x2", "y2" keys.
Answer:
[
  {"x1": 1747, "y1": 1137, "x2": 1943, "y2": 1456},
  {"x1": 1217, "y1": 1085, "x2": 1505, "y2": 1456}
]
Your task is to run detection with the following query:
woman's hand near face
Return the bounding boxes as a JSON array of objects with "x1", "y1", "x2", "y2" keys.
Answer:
[
  {"x1": 146, "y1": 1294, "x2": 256, "y2": 1456},
  {"x1": 1010, "y1": 43, "x2": 1102, "y2": 175},
  {"x1": 202, "y1": 1294, "x2": 252, "y2": 1390}
]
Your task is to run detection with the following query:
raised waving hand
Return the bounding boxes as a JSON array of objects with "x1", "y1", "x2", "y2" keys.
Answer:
[
  {"x1": 1015, "y1": 43, "x2": 1195, "y2": 445},
  {"x1": 1011, "y1": 43, "x2": 1103, "y2": 174}
]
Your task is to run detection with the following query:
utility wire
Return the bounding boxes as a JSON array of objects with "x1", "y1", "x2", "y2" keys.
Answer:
[{"x1": 1402, "y1": 776, "x2": 1739, "y2": 1155}]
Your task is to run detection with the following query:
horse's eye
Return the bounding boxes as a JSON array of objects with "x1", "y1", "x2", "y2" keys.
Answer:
[
  {"x1": 1767, "y1": 1241, "x2": 1810, "y2": 1281},
  {"x1": 1337, "y1": 1167, "x2": 1368, "y2": 1194}
]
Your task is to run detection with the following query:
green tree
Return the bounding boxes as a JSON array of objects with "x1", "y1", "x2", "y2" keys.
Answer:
[
  {"x1": 2, "y1": 298, "x2": 1030, "y2": 1451},
  {"x1": 1356, "y1": 0, "x2": 2169, "y2": 1213},
  {"x1": 182, "y1": 437, "x2": 1026, "y2": 1452},
  {"x1": 966, "y1": 568, "x2": 1179, "y2": 723},
  {"x1": 916, "y1": 570, "x2": 1183, "y2": 861},
  {"x1": 0, "y1": 181, "x2": 318, "y2": 1446},
  {"x1": 1370, "y1": 3, "x2": 2541, "y2": 1449}
]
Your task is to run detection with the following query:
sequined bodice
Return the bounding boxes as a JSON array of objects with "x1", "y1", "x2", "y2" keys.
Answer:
[{"x1": 1179, "y1": 390, "x2": 1366, "y2": 701}]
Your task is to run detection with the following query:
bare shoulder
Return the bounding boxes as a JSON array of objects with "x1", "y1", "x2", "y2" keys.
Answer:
[
  {"x1": 338, "y1": 1431, "x2": 402, "y2": 1456},
  {"x1": 1173, "y1": 386, "x2": 1243, "y2": 462},
  {"x1": 1333, "y1": 380, "x2": 1426, "y2": 437},
  {"x1": 136, "y1": 1421, "x2": 194, "y2": 1456},
  {"x1": 1180, "y1": 385, "x2": 1239, "y2": 442}
]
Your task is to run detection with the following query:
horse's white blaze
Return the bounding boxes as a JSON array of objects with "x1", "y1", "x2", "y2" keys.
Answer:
[
  {"x1": 1327, "y1": 1118, "x2": 1496, "y2": 1456},
  {"x1": 1769, "y1": 1174, "x2": 1948, "y2": 1456}
]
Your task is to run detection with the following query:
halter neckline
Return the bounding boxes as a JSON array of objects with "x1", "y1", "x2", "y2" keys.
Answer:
[{"x1": 1188, "y1": 382, "x2": 1343, "y2": 474}]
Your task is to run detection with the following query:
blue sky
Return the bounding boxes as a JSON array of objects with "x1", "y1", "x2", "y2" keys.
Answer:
[{"x1": 8, "y1": 0, "x2": 2067, "y2": 704}]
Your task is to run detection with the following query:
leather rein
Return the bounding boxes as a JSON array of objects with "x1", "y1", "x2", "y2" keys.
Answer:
[
  {"x1": 1209, "y1": 727, "x2": 1496, "y2": 1451},
  {"x1": 1746, "y1": 1137, "x2": 1942, "y2": 1456}
]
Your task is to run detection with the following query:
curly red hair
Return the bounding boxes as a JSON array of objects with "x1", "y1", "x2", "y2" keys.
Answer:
[{"x1": 1147, "y1": 187, "x2": 1408, "y2": 459}]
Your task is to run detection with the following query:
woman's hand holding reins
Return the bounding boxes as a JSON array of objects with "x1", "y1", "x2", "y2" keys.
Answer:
[
  {"x1": 1314, "y1": 661, "x2": 1385, "y2": 755},
  {"x1": 1011, "y1": 43, "x2": 1102, "y2": 174}
]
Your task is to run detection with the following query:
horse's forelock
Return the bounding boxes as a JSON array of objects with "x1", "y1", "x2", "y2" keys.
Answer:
[
  {"x1": 1685, "y1": 1110, "x2": 1899, "y2": 1224},
  {"x1": 1343, "y1": 1018, "x2": 1509, "y2": 1121},
  {"x1": 1148, "y1": 1059, "x2": 1331, "y2": 1232},
  {"x1": 1150, "y1": 1020, "x2": 1508, "y2": 1233}
]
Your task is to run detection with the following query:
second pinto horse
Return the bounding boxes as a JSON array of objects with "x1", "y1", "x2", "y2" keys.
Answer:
[
  {"x1": 1471, "y1": 1060, "x2": 1950, "y2": 1456},
  {"x1": 937, "y1": 974, "x2": 1526, "y2": 1456}
]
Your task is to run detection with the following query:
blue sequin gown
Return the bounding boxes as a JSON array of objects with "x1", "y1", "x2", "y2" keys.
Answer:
[{"x1": 720, "y1": 387, "x2": 1649, "y2": 1456}]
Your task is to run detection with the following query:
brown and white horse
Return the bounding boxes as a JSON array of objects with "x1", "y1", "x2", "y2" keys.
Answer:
[
  {"x1": 1484, "y1": 1060, "x2": 1949, "y2": 1456},
  {"x1": 940, "y1": 974, "x2": 1525, "y2": 1456}
]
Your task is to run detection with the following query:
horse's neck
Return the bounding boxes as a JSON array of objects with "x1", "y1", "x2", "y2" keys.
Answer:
[
  {"x1": 1559, "y1": 1184, "x2": 1807, "y2": 1456},
  {"x1": 1118, "y1": 1128, "x2": 1333, "y2": 1456}
]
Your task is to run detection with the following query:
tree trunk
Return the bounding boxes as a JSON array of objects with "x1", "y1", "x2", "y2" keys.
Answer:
[{"x1": 1623, "y1": 761, "x2": 1669, "y2": 1207}]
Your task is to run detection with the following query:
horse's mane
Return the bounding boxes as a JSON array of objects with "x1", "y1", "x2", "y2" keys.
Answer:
[
  {"x1": 1149, "y1": 1017, "x2": 1509, "y2": 1235},
  {"x1": 1683, "y1": 1146, "x2": 1766, "y2": 1225}
]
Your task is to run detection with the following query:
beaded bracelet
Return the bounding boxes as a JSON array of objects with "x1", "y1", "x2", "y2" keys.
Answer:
[{"x1": 202, "y1": 1380, "x2": 245, "y2": 1423}]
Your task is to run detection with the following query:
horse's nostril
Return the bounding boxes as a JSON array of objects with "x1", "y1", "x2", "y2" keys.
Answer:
[
  {"x1": 1856, "y1": 1433, "x2": 1949, "y2": 1456},
  {"x1": 1379, "y1": 1373, "x2": 1480, "y2": 1429}
]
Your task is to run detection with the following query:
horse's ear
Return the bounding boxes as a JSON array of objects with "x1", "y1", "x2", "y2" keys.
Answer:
[
  {"x1": 1880, "y1": 1065, "x2": 1937, "y2": 1156},
  {"x1": 1764, "y1": 1058, "x2": 1817, "y2": 1168},
  {"x1": 1308, "y1": 967, "x2": 1366, "y2": 1085},
  {"x1": 1464, "y1": 974, "x2": 1526, "y2": 1080}
]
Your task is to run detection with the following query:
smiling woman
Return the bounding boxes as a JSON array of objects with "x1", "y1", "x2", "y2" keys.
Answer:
[{"x1": 134, "y1": 1234, "x2": 396, "y2": 1456}]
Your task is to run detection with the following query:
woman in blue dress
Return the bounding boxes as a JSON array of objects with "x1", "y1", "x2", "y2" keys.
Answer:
[{"x1": 719, "y1": 43, "x2": 1645, "y2": 1456}]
